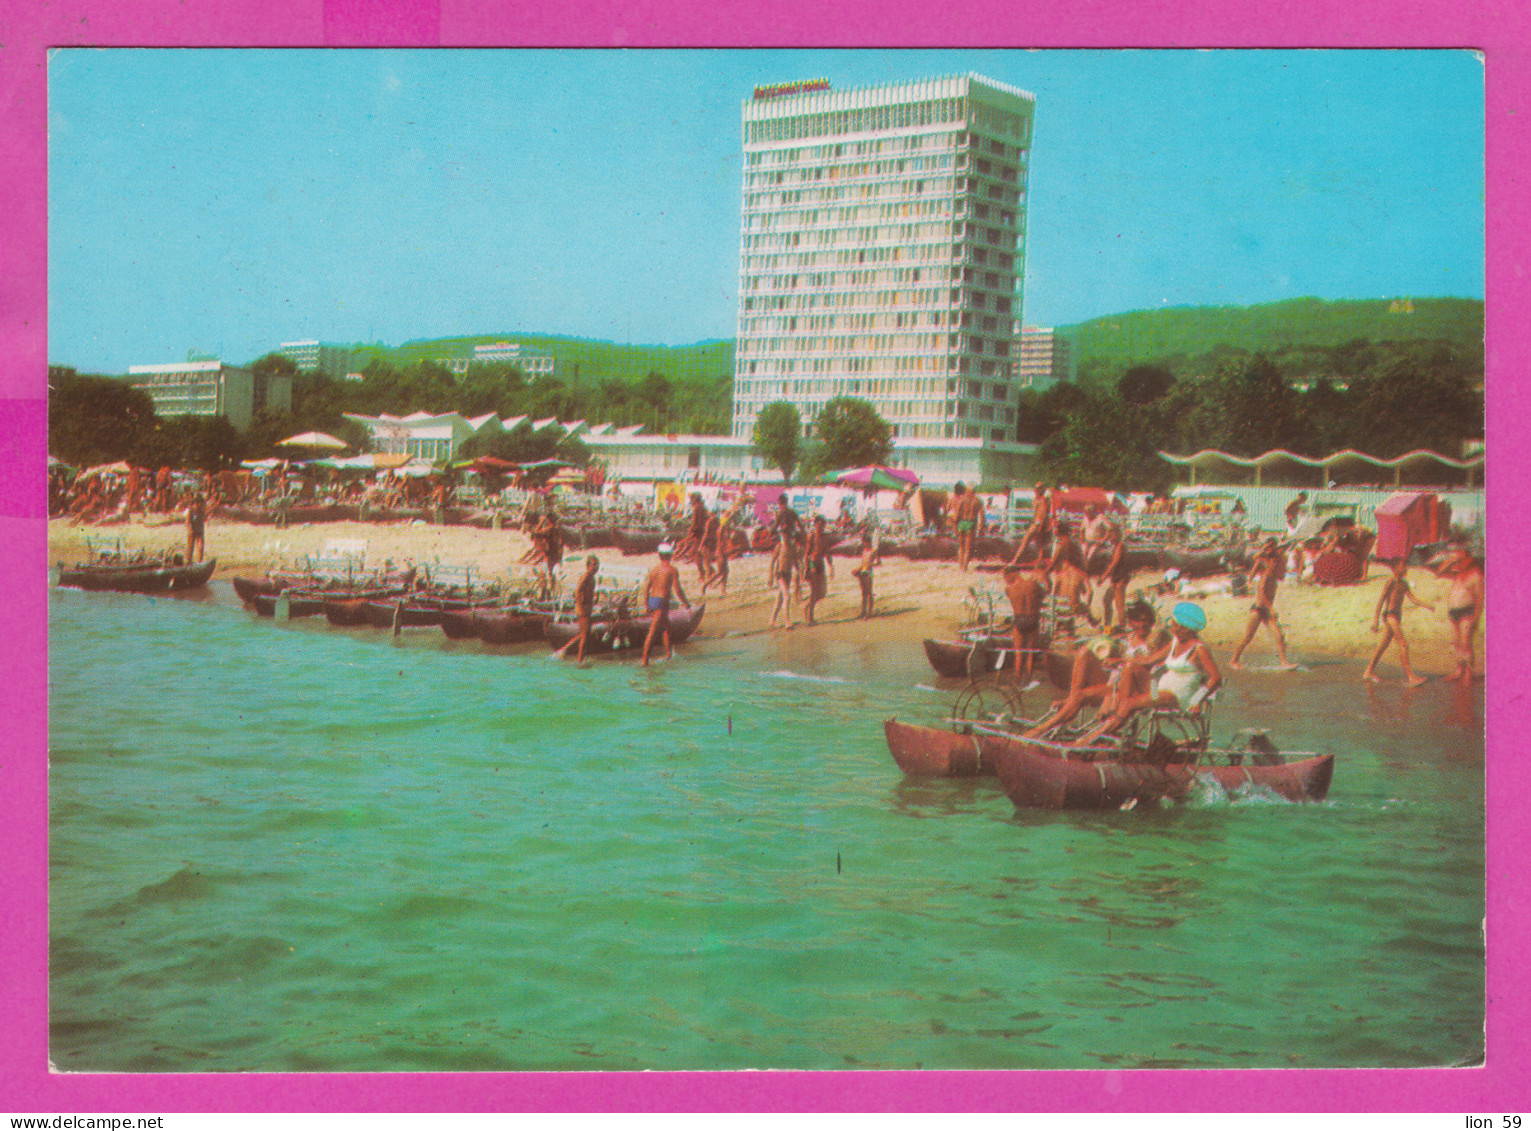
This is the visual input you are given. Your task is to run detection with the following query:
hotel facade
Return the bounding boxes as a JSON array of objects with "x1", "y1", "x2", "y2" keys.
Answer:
[
  {"x1": 730, "y1": 74, "x2": 1035, "y2": 459},
  {"x1": 128, "y1": 360, "x2": 291, "y2": 433}
]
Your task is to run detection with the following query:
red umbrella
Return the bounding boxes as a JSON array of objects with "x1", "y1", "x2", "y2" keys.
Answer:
[{"x1": 466, "y1": 456, "x2": 520, "y2": 472}]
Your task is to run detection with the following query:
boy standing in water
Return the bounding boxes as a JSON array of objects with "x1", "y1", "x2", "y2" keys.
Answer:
[
  {"x1": 1363, "y1": 558, "x2": 1434, "y2": 685},
  {"x1": 640, "y1": 544, "x2": 691, "y2": 666},
  {"x1": 1230, "y1": 538, "x2": 1299, "y2": 670},
  {"x1": 558, "y1": 555, "x2": 601, "y2": 662}
]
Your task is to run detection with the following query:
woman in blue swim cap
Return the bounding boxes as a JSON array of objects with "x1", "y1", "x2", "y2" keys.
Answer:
[{"x1": 1072, "y1": 599, "x2": 1222, "y2": 747}]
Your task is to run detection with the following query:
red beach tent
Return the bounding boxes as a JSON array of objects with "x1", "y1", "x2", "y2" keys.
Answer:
[{"x1": 1373, "y1": 491, "x2": 1451, "y2": 561}]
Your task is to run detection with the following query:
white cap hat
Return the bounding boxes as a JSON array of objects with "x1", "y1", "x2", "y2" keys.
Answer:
[{"x1": 657, "y1": 542, "x2": 674, "y2": 555}]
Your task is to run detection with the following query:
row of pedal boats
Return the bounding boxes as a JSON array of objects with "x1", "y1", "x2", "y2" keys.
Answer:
[{"x1": 231, "y1": 572, "x2": 704, "y2": 656}]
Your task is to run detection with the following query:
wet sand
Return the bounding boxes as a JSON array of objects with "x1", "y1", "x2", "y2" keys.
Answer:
[{"x1": 48, "y1": 515, "x2": 1476, "y2": 678}]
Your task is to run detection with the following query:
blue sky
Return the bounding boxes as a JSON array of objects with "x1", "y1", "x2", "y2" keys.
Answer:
[{"x1": 47, "y1": 48, "x2": 1484, "y2": 375}]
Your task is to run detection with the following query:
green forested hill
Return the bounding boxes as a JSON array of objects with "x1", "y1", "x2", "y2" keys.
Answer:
[
  {"x1": 382, "y1": 334, "x2": 735, "y2": 387},
  {"x1": 1059, "y1": 297, "x2": 1483, "y2": 386}
]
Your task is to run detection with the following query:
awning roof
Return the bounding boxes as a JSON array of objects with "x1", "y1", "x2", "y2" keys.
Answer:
[{"x1": 1159, "y1": 447, "x2": 1483, "y2": 472}]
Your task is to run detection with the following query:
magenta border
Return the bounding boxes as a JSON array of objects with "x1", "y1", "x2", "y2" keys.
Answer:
[{"x1": 4, "y1": 1, "x2": 1523, "y2": 1114}]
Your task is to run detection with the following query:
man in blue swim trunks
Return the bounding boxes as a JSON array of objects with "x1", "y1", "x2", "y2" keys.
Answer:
[{"x1": 641, "y1": 542, "x2": 692, "y2": 666}]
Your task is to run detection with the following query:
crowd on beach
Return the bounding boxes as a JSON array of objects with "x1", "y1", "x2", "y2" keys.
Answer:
[{"x1": 51, "y1": 457, "x2": 1485, "y2": 707}]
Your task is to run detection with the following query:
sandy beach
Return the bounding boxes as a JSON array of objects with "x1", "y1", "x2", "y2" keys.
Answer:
[{"x1": 47, "y1": 514, "x2": 1477, "y2": 678}]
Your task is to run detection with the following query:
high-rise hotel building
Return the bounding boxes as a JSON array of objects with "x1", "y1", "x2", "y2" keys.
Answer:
[{"x1": 731, "y1": 74, "x2": 1034, "y2": 445}]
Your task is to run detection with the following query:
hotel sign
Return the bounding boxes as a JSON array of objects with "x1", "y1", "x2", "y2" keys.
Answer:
[{"x1": 753, "y1": 78, "x2": 830, "y2": 100}]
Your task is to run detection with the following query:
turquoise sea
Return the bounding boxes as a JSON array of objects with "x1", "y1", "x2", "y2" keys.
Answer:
[{"x1": 48, "y1": 582, "x2": 1485, "y2": 1072}]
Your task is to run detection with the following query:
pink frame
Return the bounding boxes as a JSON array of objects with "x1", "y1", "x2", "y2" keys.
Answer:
[{"x1": 4, "y1": 5, "x2": 1523, "y2": 1114}]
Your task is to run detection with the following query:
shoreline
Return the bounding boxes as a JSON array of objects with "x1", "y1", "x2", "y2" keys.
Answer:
[{"x1": 47, "y1": 515, "x2": 1477, "y2": 678}]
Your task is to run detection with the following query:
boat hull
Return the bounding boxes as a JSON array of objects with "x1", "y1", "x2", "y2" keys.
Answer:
[
  {"x1": 251, "y1": 589, "x2": 328, "y2": 618},
  {"x1": 986, "y1": 732, "x2": 1335, "y2": 809},
  {"x1": 438, "y1": 608, "x2": 549, "y2": 645},
  {"x1": 922, "y1": 638, "x2": 1074, "y2": 688},
  {"x1": 547, "y1": 602, "x2": 705, "y2": 655},
  {"x1": 883, "y1": 719, "x2": 994, "y2": 776},
  {"x1": 58, "y1": 557, "x2": 216, "y2": 594}
]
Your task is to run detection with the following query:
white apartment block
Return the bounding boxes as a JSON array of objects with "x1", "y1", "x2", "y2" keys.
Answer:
[
  {"x1": 731, "y1": 74, "x2": 1034, "y2": 447},
  {"x1": 1017, "y1": 326, "x2": 1074, "y2": 389},
  {"x1": 129, "y1": 360, "x2": 291, "y2": 433},
  {"x1": 471, "y1": 342, "x2": 556, "y2": 378},
  {"x1": 279, "y1": 340, "x2": 351, "y2": 379}
]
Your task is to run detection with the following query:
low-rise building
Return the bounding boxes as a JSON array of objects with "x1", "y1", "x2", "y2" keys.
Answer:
[
  {"x1": 343, "y1": 412, "x2": 502, "y2": 462},
  {"x1": 582, "y1": 426, "x2": 1036, "y2": 489},
  {"x1": 129, "y1": 360, "x2": 291, "y2": 432},
  {"x1": 341, "y1": 411, "x2": 586, "y2": 462},
  {"x1": 471, "y1": 342, "x2": 556, "y2": 379}
]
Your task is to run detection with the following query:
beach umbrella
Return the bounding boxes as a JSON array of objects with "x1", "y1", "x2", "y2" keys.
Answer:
[
  {"x1": 827, "y1": 465, "x2": 920, "y2": 491},
  {"x1": 275, "y1": 431, "x2": 349, "y2": 452},
  {"x1": 465, "y1": 455, "x2": 520, "y2": 473}
]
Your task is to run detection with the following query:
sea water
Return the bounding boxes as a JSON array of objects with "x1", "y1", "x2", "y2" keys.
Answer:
[{"x1": 47, "y1": 583, "x2": 1485, "y2": 1071}]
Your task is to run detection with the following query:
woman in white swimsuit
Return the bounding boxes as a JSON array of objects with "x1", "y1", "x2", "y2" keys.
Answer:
[{"x1": 1075, "y1": 602, "x2": 1222, "y2": 746}]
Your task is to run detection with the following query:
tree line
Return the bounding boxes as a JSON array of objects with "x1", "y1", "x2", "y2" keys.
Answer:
[
  {"x1": 47, "y1": 356, "x2": 734, "y2": 471},
  {"x1": 1020, "y1": 337, "x2": 1483, "y2": 490}
]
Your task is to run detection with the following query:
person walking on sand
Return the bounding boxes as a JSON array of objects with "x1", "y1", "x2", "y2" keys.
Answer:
[
  {"x1": 1045, "y1": 521, "x2": 1098, "y2": 633},
  {"x1": 1003, "y1": 561, "x2": 1046, "y2": 683},
  {"x1": 681, "y1": 493, "x2": 711, "y2": 582},
  {"x1": 1080, "y1": 503, "x2": 1112, "y2": 571},
  {"x1": 852, "y1": 534, "x2": 879, "y2": 619},
  {"x1": 1436, "y1": 542, "x2": 1484, "y2": 683},
  {"x1": 1363, "y1": 558, "x2": 1434, "y2": 685},
  {"x1": 702, "y1": 497, "x2": 743, "y2": 597},
  {"x1": 558, "y1": 555, "x2": 602, "y2": 662},
  {"x1": 1284, "y1": 492, "x2": 1309, "y2": 536},
  {"x1": 1230, "y1": 538, "x2": 1298, "y2": 670},
  {"x1": 640, "y1": 544, "x2": 691, "y2": 666},
  {"x1": 185, "y1": 489, "x2": 207, "y2": 563},
  {"x1": 951, "y1": 483, "x2": 985, "y2": 572},
  {"x1": 1099, "y1": 522, "x2": 1131, "y2": 630},
  {"x1": 1010, "y1": 483, "x2": 1053, "y2": 565},
  {"x1": 802, "y1": 514, "x2": 833, "y2": 625},
  {"x1": 769, "y1": 526, "x2": 799, "y2": 629}
]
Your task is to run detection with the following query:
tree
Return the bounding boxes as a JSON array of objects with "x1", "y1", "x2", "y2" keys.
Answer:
[
  {"x1": 1035, "y1": 389, "x2": 1169, "y2": 492},
  {"x1": 1117, "y1": 364, "x2": 1176, "y2": 405},
  {"x1": 250, "y1": 352, "x2": 299, "y2": 382},
  {"x1": 813, "y1": 396, "x2": 893, "y2": 471},
  {"x1": 457, "y1": 420, "x2": 589, "y2": 469},
  {"x1": 48, "y1": 369, "x2": 159, "y2": 467},
  {"x1": 752, "y1": 401, "x2": 802, "y2": 483}
]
